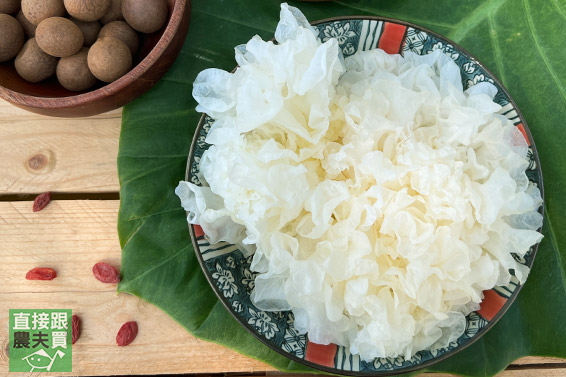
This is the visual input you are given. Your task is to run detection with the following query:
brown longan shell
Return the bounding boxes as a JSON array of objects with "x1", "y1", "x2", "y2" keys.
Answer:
[
  {"x1": 100, "y1": 0, "x2": 122, "y2": 24},
  {"x1": 15, "y1": 38, "x2": 58, "y2": 83},
  {"x1": 99, "y1": 21, "x2": 138, "y2": 55},
  {"x1": 64, "y1": 0, "x2": 111, "y2": 22},
  {"x1": 71, "y1": 18, "x2": 101, "y2": 47},
  {"x1": 21, "y1": 0, "x2": 65, "y2": 25},
  {"x1": 122, "y1": 0, "x2": 167, "y2": 34},
  {"x1": 57, "y1": 47, "x2": 97, "y2": 91},
  {"x1": 36, "y1": 17, "x2": 84, "y2": 57},
  {"x1": 17, "y1": 11, "x2": 37, "y2": 37},
  {"x1": 88, "y1": 36, "x2": 131, "y2": 82},
  {"x1": 0, "y1": 14, "x2": 24, "y2": 62},
  {"x1": 0, "y1": 0, "x2": 20, "y2": 15}
]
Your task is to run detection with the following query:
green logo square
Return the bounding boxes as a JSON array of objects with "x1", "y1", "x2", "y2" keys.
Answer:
[{"x1": 9, "y1": 309, "x2": 72, "y2": 372}]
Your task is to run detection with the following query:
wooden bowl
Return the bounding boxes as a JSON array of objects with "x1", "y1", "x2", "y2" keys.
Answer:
[{"x1": 0, "y1": 0, "x2": 191, "y2": 117}]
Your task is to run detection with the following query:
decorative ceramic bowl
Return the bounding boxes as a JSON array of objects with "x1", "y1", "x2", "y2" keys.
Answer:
[
  {"x1": 185, "y1": 17, "x2": 543, "y2": 375},
  {"x1": 0, "y1": 0, "x2": 190, "y2": 117}
]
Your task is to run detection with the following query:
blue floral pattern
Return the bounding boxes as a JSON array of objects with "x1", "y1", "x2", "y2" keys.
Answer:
[
  {"x1": 241, "y1": 268, "x2": 256, "y2": 294},
  {"x1": 430, "y1": 41, "x2": 460, "y2": 60},
  {"x1": 248, "y1": 308, "x2": 278, "y2": 339},
  {"x1": 212, "y1": 263, "x2": 238, "y2": 298},
  {"x1": 321, "y1": 22, "x2": 357, "y2": 44},
  {"x1": 373, "y1": 356, "x2": 405, "y2": 370},
  {"x1": 232, "y1": 300, "x2": 244, "y2": 313},
  {"x1": 315, "y1": 20, "x2": 362, "y2": 57}
]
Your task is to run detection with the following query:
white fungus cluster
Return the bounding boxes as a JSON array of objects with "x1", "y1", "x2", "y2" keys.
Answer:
[{"x1": 176, "y1": 4, "x2": 543, "y2": 360}]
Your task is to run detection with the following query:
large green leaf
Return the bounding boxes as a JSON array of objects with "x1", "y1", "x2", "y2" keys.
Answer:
[{"x1": 117, "y1": 0, "x2": 566, "y2": 375}]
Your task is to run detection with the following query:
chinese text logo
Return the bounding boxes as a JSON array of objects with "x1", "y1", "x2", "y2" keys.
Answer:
[{"x1": 9, "y1": 309, "x2": 72, "y2": 372}]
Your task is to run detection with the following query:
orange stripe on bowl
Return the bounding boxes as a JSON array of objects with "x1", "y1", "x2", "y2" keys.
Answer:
[
  {"x1": 516, "y1": 123, "x2": 531, "y2": 146},
  {"x1": 305, "y1": 340, "x2": 337, "y2": 367},
  {"x1": 378, "y1": 23, "x2": 407, "y2": 54},
  {"x1": 477, "y1": 289, "x2": 507, "y2": 321},
  {"x1": 193, "y1": 225, "x2": 205, "y2": 238}
]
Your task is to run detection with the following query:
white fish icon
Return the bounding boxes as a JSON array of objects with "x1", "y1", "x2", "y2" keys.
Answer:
[{"x1": 22, "y1": 349, "x2": 65, "y2": 372}]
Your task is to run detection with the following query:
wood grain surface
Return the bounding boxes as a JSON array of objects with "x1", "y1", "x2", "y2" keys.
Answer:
[
  {"x1": 0, "y1": 99, "x2": 564, "y2": 376},
  {"x1": 0, "y1": 201, "x2": 121, "y2": 294},
  {"x1": 0, "y1": 291, "x2": 274, "y2": 376},
  {"x1": 0, "y1": 200, "x2": 274, "y2": 376},
  {"x1": 0, "y1": 102, "x2": 120, "y2": 195}
]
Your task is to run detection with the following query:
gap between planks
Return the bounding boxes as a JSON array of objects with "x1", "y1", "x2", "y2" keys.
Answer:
[
  {"x1": 0, "y1": 192, "x2": 120, "y2": 201},
  {"x1": 1, "y1": 199, "x2": 564, "y2": 374}
]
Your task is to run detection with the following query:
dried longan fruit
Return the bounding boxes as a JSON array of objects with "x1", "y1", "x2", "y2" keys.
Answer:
[
  {"x1": 99, "y1": 21, "x2": 138, "y2": 54},
  {"x1": 36, "y1": 17, "x2": 84, "y2": 57},
  {"x1": 88, "y1": 36, "x2": 131, "y2": 82},
  {"x1": 0, "y1": 14, "x2": 24, "y2": 62},
  {"x1": 0, "y1": 0, "x2": 20, "y2": 15},
  {"x1": 57, "y1": 47, "x2": 97, "y2": 91},
  {"x1": 15, "y1": 38, "x2": 58, "y2": 83},
  {"x1": 71, "y1": 18, "x2": 101, "y2": 47},
  {"x1": 17, "y1": 11, "x2": 37, "y2": 37},
  {"x1": 122, "y1": 0, "x2": 167, "y2": 34},
  {"x1": 64, "y1": 0, "x2": 111, "y2": 22},
  {"x1": 100, "y1": 0, "x2": 122, "y2": 24},
  {"x1": 21, "y1": 0, "x2": 65, "y2": 25}
]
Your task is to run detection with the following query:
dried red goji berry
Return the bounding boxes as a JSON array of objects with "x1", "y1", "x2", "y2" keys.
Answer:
[
  {"x1": 33, "y1": 192, "x2": 52, "y2": 212},
  {"x1": 116, "y1": 321, "x2": 138, "y2": 346},
  {"x1": 92, "y1": 262, "x2": 120, "y2": 283},
  {"x1": 26, "y1": 267, "x2": 57, "y2": 280},
  {"x1": 72, "y1": 314, "x2": 80, "y2": 344}
]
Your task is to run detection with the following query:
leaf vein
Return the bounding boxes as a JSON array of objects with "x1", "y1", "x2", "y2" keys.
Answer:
[
  {"x1": 544, "y1": 205, "x2": 566, "y2": 295},
  {"x1": 119, "y1": 160, "x2": 181, "y2": 185},
  {"x1": 487, "y1": 12, "x2": 506, "y2": 84},
  {"x1": 523, "y1": 0, "x2": 566, "y2": 103},
  {"x1": 194, "y1": 300, "x2": 223, "y2": 332},
  {"x1": 191, "y1": 45, "x2": 232, "y2": 59},
  {"x1": 119, "y1": 244, "x2": 191, "y2": 289},
  {"x1": 550, "y1": 0, "x2": 566, "y2": 21},
  {"x1": 447, "y1": 0, "x2": 507, "y2": 42},
  {"x1": 195, "y1": 9, "x2": 272, "y2": 33},
  {"x1": 126, "y1": 208, "x2": 181, "y2": 222},
  {"x1": 118, "y1": 217, "x2": 142, "y2": 248},
  {"x1": 122, "y1": 109, "x2": 194, "y2": 124}
]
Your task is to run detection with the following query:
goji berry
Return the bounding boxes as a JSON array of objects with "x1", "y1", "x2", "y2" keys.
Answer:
[
  {"x1": 72, "y1": 315, "x2": 80, "y2": 344},
  {"x1": 116, "y1": 321, "x2": 138, "y2": 346},
  {"x1": 26, "y1": 267, "x2": 57, "y2": 280},
  {"x1": 32, "y1": 192, "x2": 52, "y2": 212},
  {"x1": 92, "y1": 262, "x2": 120, "y2": 283}
]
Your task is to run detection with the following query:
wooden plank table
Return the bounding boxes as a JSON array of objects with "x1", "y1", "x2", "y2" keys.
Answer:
[{"x1": 0, "y1": 99, "x2": 564, "y2": 377}]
